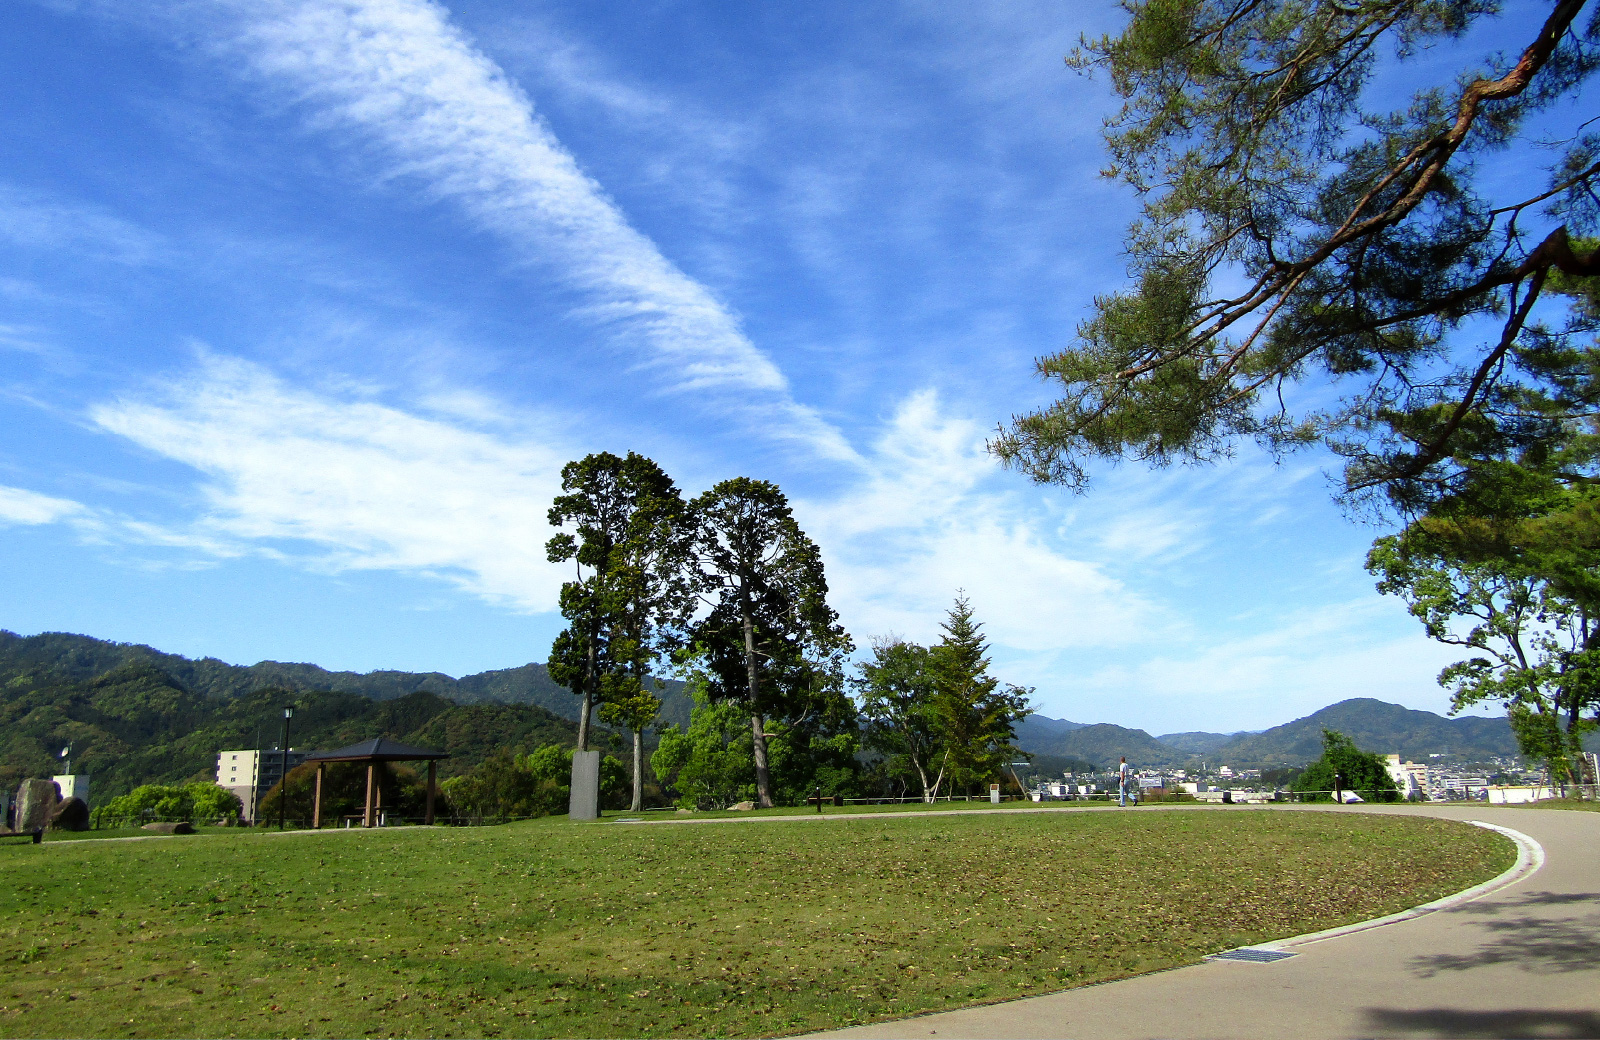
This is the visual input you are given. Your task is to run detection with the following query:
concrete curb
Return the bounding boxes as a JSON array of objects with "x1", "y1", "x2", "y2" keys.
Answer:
[{"x1": 1214, "y1": 819, "x2": 1544, "y2": 959}]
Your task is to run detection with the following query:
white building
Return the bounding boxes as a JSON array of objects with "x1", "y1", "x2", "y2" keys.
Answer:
[
  {"x1": 216, "y1": 748, "x2": 313, "y2": 822},
  {"x1": 1385, "y1": 755, "x2": 1429, "y2": 800},
  {"x1": 51, "y1": 774, "x2": 89, "y2": 806}
]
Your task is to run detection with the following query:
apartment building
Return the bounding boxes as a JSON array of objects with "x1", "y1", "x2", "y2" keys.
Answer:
[{"x1": 216, "y1": 748, "x2": 313, "y2": 822}]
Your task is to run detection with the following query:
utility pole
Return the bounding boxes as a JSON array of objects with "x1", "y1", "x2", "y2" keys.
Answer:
[{"x1": 278, "y1": 705, "x2": 295, "y2": 830}]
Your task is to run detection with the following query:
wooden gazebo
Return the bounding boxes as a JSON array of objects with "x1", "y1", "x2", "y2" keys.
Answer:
[{"x1": 306, "y1": 738, "x2": 449, "y2": 828}]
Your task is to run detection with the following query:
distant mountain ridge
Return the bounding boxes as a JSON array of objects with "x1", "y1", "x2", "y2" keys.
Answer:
[
  {"x1": 0, "y1": 630, "x2": 693, "y2": 730},
  {"x1": 1014, "y1": 698, "x2": 1524, "y2": 769}
]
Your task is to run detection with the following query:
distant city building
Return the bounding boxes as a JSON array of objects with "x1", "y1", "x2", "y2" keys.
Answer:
[
  {"x1": 1384, "y1": 755, "x2": 1428, "y2": 799},
  {"x1": 217, "y1": 748, "x2": 312, "y2": 822},
  {"x1": 1217, "y1": 766, "x2": 1234, "y2": 778}
]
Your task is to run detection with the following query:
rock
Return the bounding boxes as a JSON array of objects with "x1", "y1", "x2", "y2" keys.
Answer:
[
  {"x1": 13, "y1": 779, "x2": 59, "y2": 834},
  {"x1": 48, "y1": 797, "x2": 90, "y2": 832},
  {"x1": 674, "y1": 808, "x2": 694, "y2": 815},
  {"x1": 141, "y1": 821, "x2": 195, "y2": 835},
  {"x1": 730, "y1": 801, "x2": 756, "y2": 811}
]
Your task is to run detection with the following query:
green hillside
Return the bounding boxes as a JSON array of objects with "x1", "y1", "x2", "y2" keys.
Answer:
[
  {"x1": 1156, "y1": 731, "x2": 1246, "y2": 756},
  {"x1": 0, "y1": 633, "x2": 597, "y2": 800},
  {"x1": 1016, "y1": 722, "x2": 1190, "y2": 768}
]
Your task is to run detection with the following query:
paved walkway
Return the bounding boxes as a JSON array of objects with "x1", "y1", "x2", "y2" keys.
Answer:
[{"x1": 817, "y1": 805, "x2": 1600, "y2": 1040}]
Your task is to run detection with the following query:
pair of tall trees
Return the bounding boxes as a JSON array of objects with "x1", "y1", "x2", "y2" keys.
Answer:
[
  {"x1": 857, "y1": 596, "x2": 1032, "y2": 801},
  {"x1": 546, "y1": 457, "x2": 850, "y2": 810}
]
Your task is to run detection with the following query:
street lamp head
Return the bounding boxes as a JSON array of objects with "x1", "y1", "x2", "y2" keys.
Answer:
[{"x1": 283, "y1": 705, "x2": 295, "y2": 720}]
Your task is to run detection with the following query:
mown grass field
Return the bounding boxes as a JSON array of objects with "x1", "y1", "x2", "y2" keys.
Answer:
[{"x1": 1, "y1": 808, "x2": 1511, "y2": 1039}]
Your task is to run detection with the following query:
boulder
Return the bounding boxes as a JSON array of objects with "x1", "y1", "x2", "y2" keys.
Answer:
[
  {"x1": 13, "y1": 779, "x2": 59, "y2": 834},
  {"x1": 730, "y1": 800, "x2": 756, "y2": 811},
  {"x1": 140, "y1": 821, "x2": 195, "y2": 835},
  {"x1": 48, "y1": 796, "x2": 90, "y2": 832}
]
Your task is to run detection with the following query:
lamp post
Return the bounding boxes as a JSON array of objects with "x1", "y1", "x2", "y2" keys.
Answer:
[{"x1": 279, "y1": 705, "x2": 295, "y2": 831}]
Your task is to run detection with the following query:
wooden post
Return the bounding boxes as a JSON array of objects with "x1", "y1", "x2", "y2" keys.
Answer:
[
  {"x1": 313, "y1": 763, "x2": 325, "y2": 829},
  {"x1": 363, "y1": 762, "x2": 376, "y2": 828},
  {"x1": 426, "y1": 761, "x2": 437, "y2": 825}
]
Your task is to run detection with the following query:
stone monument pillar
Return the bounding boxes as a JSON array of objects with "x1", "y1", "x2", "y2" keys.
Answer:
[
  {"x1": 569, "y1": 749, "x2": 600, "y2": 821},
  {"x1": 14, "y1": 779, "x2": 60, "y2": 833}
]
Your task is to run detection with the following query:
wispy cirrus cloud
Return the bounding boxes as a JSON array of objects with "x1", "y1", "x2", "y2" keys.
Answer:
[
  {"x1": 0, "y1": 183, "x2": 162, "y2": 264},
  {"x1": 117, "y1": 0, "x2": 858, "y2": 464},
  {"x1": 0, "y1": 484, "x2": 84, "y2": 525},
  {"x1": 89, "y1": 353, "x2": 572, "y2": 610}
]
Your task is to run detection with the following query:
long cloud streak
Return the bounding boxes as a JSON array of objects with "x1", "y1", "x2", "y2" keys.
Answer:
[{"x1": 139, "y1": 0, "x2": 857, "y2": 462}]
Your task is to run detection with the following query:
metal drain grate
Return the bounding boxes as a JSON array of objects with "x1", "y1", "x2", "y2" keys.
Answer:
[{"x1": 1211, "y1": 948, "x2": 1296, "y2": 963}]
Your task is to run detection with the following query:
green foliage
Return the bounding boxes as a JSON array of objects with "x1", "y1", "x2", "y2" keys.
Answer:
[
  {"x1": 1291, "y1": 730, "x2": 1400, "y2": 802},
  {"x1": 102, "y1": 784, "x2": 193, "y2": 821},
  {"x1": 440, "y1": 745, "x2": 628, "y2": 818},
  {"x1": 858, "y1": 639, "x2": 947, "y2": 800},
  {"x1": 188, "y1": 783, "x2": 244, "y2": 820},
  {"x1": 993, "y1": 0, "x2": 1600, "y2": 510},
  {"x1": 650, "y1": 681, "x2": 756, "y2": 809},
  {"x1": 96, "y1": 782, "x2": 241, "y2": 824}
]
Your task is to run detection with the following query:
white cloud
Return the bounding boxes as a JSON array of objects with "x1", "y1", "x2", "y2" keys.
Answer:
[
  {"x1": 89, "y1": 354, "x2": 572, "y2": 611},
  {"x1": 0, "y1": 485, "x2": 84, "y2": 525},
  {"x1": 131, "y1": 0, "x2": 857, "y2": 464},
  {"x1": 1062, "y1": 599, "x2": 1478, "y2": 733},
  {"x1": 800, "y1": 389, "x2": 1155, "y2": 652}
]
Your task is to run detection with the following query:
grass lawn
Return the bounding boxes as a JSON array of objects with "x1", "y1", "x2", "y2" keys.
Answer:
[{"x1": 0, "y1": 808, "x2": 1510, "y2": 1039}]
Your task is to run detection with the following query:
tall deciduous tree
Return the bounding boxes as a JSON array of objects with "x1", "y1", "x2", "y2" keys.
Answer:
[
  {"x1": 929, "y1": 596, "x2": 1032, "y2": 797},
  {"x1": 687, "y1": 478, "x2": 853, "y2": 808},
  {"x1": 992, "y1": 0, "x2": 1600, "y2": 511},
  {"x1": 1368, "y1": 478, "x2": 1600, "y2": 787},
  {"x1": 857, "y1": 638, "x2": 949, "y2": 802}
]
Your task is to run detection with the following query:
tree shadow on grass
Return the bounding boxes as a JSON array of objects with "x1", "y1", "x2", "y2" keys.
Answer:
[
  {"x1": 1406, "y1": 891, "x2": 1600, "y2": 978},
  {"x1": 1361, "y1": 1007, "x2": 1600, "y2": 1038}
]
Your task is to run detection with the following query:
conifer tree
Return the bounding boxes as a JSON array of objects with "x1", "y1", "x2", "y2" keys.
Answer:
[
  {"x1": 929, "y1": 595, "x2": 1032, "y2": 797},
  {"x1": 993, "y1": 0, "x2": 1600, "y2": 512},
  {"x1": 687, "y1": 478, "x2": 853, "y2": 808}
]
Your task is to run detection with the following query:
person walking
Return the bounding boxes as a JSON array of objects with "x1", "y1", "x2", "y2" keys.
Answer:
[{"x1": 1118, "y1": 756, "x2": 1130, "y2": 807}]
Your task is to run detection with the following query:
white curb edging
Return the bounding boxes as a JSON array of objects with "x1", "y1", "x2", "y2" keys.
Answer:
[{"x1": 1217, "y1": 819, "x2": 1544, "y2": 958}]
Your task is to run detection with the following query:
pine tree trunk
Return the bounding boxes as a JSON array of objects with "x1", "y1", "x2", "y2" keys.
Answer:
[
  {"x1": 743, "y1": 611, "x2": 774, "y2": 808},
  {"x1": 631, "y1": 729, "x2": 644, "y2": 812}
]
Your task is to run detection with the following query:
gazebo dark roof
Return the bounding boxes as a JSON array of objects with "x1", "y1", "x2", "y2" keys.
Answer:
[{"x1": 308, "y1": 737, "x2": 449, "y2": 763}]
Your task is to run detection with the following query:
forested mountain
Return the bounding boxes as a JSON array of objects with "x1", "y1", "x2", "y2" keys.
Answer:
[
  {"x1": 1016, "y1": 700, "x2": 1527, "y2": 769},
  {"x1": 0, "y1": 630, "x2": 689, "y2": 800},
  {"x1": 1208, "y1": 699, "x2": 1520, "y2": 766},
  {"x1": 0, "y1": 630, "x2": 692, "y2": 727},
  {"x1": 0, "y1": 661, "x2": 579, "y2": 800}
]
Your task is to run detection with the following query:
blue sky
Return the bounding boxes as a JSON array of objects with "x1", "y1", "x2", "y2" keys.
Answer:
[{"x1": 3, "y1": 0, "x2": 1546, "y2": 733}]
